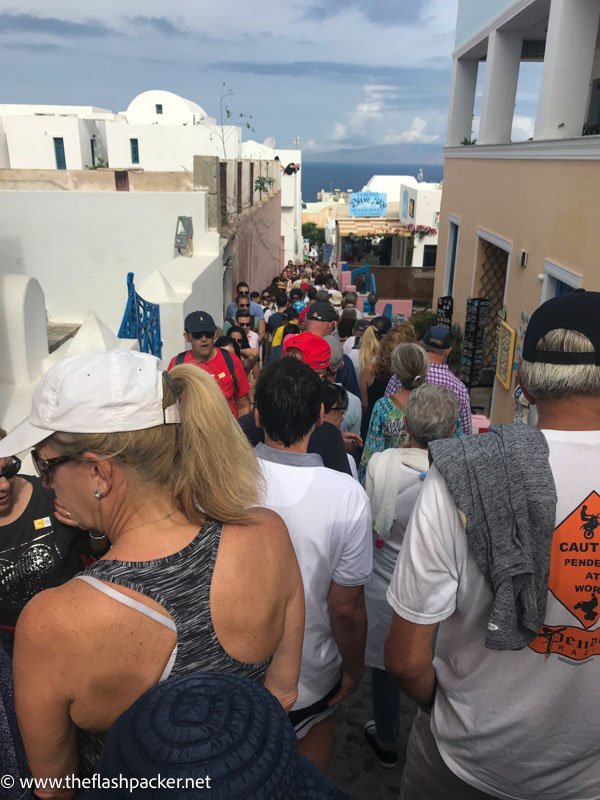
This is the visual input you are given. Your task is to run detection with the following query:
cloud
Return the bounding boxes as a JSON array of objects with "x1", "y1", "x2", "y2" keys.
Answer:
[
  {"x1": 301, "y1": 0, "x2": 425, "y2": 26},
  {"x1": 0, "y1": 13, "x2": 114, "y2": 38},
  {"x1": 1, "y1": 41, "x2": 64, "y2": 52},
  {"x1": 127, "y1": 16, "x2": 187, "y2": 37},
  {"x1": 212, "y1": 60, "x2": 450, "y2": 81},
  {"x1": 383, "y1": 117, "x2": 440, "y2": 144},
  {"x1": 329, "y1": 84, "x2": 399, "y2": 145},
  {"x1": 512, "y1": 114, "x2": 535, "y2": 141}
]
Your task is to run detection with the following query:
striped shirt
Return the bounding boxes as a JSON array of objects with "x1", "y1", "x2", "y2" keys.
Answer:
[
  {"x1": 77, "y1": 520, "x2": 272, "y2": 775},
  {"x1": 385, "y1": 363, "x2": 473, "y2": 435}
]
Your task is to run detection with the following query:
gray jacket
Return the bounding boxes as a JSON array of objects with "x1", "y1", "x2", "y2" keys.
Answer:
[{"x1": 429, "y1": 424, "x2": 557, "y2": 650}]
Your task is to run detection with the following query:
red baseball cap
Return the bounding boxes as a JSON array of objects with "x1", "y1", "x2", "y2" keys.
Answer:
[{"x1": 283, "y1": 332, "x2": 331, "y2": 371}]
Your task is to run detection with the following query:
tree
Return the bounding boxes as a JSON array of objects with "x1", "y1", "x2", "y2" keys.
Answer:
[{"x1": 302, "y1": 222, "x2": 325, "y2": 247}]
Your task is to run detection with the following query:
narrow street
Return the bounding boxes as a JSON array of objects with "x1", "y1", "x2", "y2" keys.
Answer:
[{"x1": 330, "y1": 676, "x2": 417, "y2": 799}]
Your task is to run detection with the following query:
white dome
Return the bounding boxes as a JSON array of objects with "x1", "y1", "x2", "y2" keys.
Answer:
[{"x1": 125, "y1": 90, "x2": 212, "y2": 125}]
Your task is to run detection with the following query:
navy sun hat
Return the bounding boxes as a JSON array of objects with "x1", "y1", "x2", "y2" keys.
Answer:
[{"x1": 85, "y1": 673, "x2": 351, "y2": 800}]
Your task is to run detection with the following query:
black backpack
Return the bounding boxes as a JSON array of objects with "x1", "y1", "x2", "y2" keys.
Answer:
[{"x1": 174, "y1": 347, "x2": 239, "y2": 393}]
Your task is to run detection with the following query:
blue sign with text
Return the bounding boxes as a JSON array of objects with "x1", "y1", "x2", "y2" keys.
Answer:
[{"x1": 348, "y1": 191, "x2": 387, "y2": 217}]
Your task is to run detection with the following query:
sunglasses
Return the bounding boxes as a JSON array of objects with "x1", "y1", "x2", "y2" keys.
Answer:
[
  {"x1": 238, "y1": 289, "x2": 250, "y2": 295},
  {"x1": 239, "y1": 322, "x2": 252, "y2": 328},
  {"x1": 0, "y1": 457, "x2": 21, "y2": 481},
  {"x1": 31, "y1": 450, "x2": 74, "y2": 485},
  {"x1": 190, "y1": 331, "x2": 215, "y2": 340},
  {"x1": 238, "y1": 305, "x2": 250, "y2": 310},
  {"x1": 231, "y1": 337, "x2": 243, "y2": 344}
]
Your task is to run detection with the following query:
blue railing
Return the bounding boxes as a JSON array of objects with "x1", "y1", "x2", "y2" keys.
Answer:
[
  {"x1": 350, "y1": 264, "x2": 378, "y2": 314},
  {"x1": 118, "y1": 272, "x2": 162, "y2": 358}
]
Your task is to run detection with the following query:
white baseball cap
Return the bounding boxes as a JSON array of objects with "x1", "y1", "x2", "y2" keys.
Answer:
[{"x1": 0, "y1": 350, "x2": 179, "y2": 458}]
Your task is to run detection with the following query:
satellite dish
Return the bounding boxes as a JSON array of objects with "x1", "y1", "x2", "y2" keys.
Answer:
[{"x1": 262, "y1": 137, "x2": 276, "y2": 149}]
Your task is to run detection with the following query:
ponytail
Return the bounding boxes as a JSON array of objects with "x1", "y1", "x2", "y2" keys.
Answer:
[{"x1": 168, "y1": 365, "x2": 263, "y2": 524}]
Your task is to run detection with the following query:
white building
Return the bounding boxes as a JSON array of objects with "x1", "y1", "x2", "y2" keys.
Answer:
[
  {"x1": 241, "y1": 140, "x2": 302, "y2": 264},
  {"x1": 0, "y1": 91, "x2": 302, "y2": 262},
  {"x1": 362, "y1": 175, "x2": 442, "y2": 267},
  {"x1": 0, "y1": 91, "x2": 242, "y2": 171},
  {"x1": 399, "y1": 180, "x2": 442, "y2": 267}
]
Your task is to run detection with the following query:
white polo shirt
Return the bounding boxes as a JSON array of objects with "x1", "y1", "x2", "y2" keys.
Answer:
[{"x1": 256, "y1": 444, "x2": 372, "y2": 708}]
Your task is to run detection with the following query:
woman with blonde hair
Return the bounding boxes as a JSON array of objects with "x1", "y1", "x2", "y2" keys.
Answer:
[
  {"x1": 358, "y1": 342, "x2": 426, "y2": 483},
  {"x1": 3, "y1": 350, "x2": 304, "y2": 794},
  {"x1": 360, "y1": 323, "x2": 416, "y2": 440}
]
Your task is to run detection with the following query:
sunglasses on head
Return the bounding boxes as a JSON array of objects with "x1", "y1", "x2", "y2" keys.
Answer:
[
  {"x1": 190, "y1": 330, "x2": 215, "y2": 340},
  {"x1": 0, "y1": 457, "x2": 21, "y2": 481}
]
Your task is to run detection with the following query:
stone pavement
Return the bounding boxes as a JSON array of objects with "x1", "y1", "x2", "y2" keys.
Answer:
[{"x1": 329, "y1": 674, "x2": 417, "y2": 799}]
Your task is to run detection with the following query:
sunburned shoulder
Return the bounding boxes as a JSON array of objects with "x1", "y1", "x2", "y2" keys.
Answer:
[{"x1": 16, "y1": 579, "x2": 92, "y2": 648}]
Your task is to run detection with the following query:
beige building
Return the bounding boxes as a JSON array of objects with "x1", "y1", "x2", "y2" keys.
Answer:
[{"x1": 437, "y1": 0, "x2": 600, "y2": 424}]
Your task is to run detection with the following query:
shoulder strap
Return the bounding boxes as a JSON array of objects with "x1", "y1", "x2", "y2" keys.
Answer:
[
  {"x1": 175, "y1": 351, "x2": 186, "y2": 366},
  {"x1": 218, "y1": 347, "x2": 239, "y2": 393}
]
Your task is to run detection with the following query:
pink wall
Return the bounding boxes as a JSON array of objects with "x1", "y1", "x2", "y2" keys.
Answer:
[{"x1": 233, "y1": 192, "x2": 283, "y2": 294}]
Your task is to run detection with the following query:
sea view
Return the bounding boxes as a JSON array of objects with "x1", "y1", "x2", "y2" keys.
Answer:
[{"x1": 301, "y1": 161, "x2": 444, "y2": 202}]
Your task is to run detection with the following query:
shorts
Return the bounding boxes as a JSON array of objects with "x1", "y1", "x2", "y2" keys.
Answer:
[{"x1": 288, "y1": 677, "x2": 342, "y2": 740}]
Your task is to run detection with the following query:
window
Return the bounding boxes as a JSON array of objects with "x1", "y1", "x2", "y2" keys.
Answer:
[
  {"x1": 90, "y1": 138, "x2": 96, "y2": 167},
  {"x1": 155, "y1": 104, "x2": 163, "y2": 115},
  {"x1": 446, "y1": 221, "x2": 459, "y2": 294},
  {"x1": 541, "y1": 260, "x2": 582, "y2": 303},
  {"x1": 554, "y1": 278, "x2": 576, "y2": 297},
  {"x1": 423, "y1": 244, "x2": 438, "y2": 268},
  {"x1": 53, "y1": 137, "x2": 66, "y2": 170},
  {"x1": 130, "y1": 138, "x2": 140, "y2": 165}
]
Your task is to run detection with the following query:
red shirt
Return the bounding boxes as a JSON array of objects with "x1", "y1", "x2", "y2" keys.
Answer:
[{"x1": 168, "y1": 348, "x2": 250, "y2": 417}]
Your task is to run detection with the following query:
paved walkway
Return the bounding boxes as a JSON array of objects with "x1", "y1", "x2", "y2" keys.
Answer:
[{"x1": 329, "y1": 674, "x2": 417, "y2": 799}]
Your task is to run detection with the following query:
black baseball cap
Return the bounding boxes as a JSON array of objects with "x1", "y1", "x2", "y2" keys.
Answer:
[
  {"x1": 306, "y1": 302, "x2": 338, "y2": 322},
  {"x1": 522, "y1": 290, "x2": 600, "y2": 365},
  {"x1": 184, "y1": 311, "x2": 217, "y2": 334},
  {"x1": 371, "y1": 316, "x2": 392, "y2": 336},
  {"x1": 422, "y1": 325, "x2": 452, "y2": 349}
]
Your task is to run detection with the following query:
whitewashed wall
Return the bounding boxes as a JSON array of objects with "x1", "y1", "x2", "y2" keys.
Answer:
[
  {"x1": 277, "y1": 148, "x2": 302, "y2": 262},
  {"x1": 0, "y1": 190, "x2": 220, "y2": 338},
  {"x1": 2, "y1": 116, "x2": 90, "y2": 169},
  {"x1": 106, "y1": 123, "x2": 242, "y2": 170}
]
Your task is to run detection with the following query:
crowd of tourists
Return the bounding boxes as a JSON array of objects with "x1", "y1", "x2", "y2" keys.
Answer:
[{"x1": 0, "y1": 258, "x2": 599, "y2": 800}]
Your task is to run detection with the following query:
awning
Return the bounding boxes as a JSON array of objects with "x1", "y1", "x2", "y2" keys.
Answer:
[{"x1": 336, "y1": 219, "x2": 412, "y2": 237}]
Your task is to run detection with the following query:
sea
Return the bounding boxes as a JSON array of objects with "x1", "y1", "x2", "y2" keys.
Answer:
[{"x1": 301, "y1": 162, "x2": 444, "y2": 203}]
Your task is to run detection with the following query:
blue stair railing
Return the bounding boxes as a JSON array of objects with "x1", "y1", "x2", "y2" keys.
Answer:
[
  {"x1": 118, "y1": 272, "x2": 162, "y2": 358},
  {"x1": 350, "y1": 265, "x2": 378, "y2": 314}
]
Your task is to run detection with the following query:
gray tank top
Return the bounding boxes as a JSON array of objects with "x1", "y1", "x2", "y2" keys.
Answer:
[{"x1": 77, "y1": 519, "x2": 273, "y2": 776}]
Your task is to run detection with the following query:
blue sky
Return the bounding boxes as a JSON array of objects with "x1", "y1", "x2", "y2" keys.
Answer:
[{"x1": 0, "y1": 0, "x2": 464, "y2": 154}]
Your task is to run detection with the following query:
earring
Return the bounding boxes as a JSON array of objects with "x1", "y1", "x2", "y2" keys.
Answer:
[{"x1": 94, "y1": 490, "x2": 104, "y2": 499}]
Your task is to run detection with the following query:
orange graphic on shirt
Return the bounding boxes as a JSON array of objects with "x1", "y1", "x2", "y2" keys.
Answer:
[
  {"x1": 529, "y1": 626, "x2": 600, "y2": 661},
  {"x1": 529, "y1": 491, "x2": 600, "y2": 659}
]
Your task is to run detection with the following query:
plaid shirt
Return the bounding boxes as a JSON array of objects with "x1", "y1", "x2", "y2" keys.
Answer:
[{"x1": 384, "y1": 362, "x2": 472, "y2": 435}]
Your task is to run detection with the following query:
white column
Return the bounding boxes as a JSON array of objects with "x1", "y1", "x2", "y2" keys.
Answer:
[
  {"x1": 446, "y1": 57, "x2": 479, "y2": 146},
  {"x1": 534, "y1": 0, "x2": 600, "y2": 140},
  {"x1": 479, "y1": 29, "x2": 523, "y2": 144}
]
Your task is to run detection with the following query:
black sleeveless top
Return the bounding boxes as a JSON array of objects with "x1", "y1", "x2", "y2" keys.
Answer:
[{"x1": 78, "y1": 520, "x2": 273, "y2": 775}]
